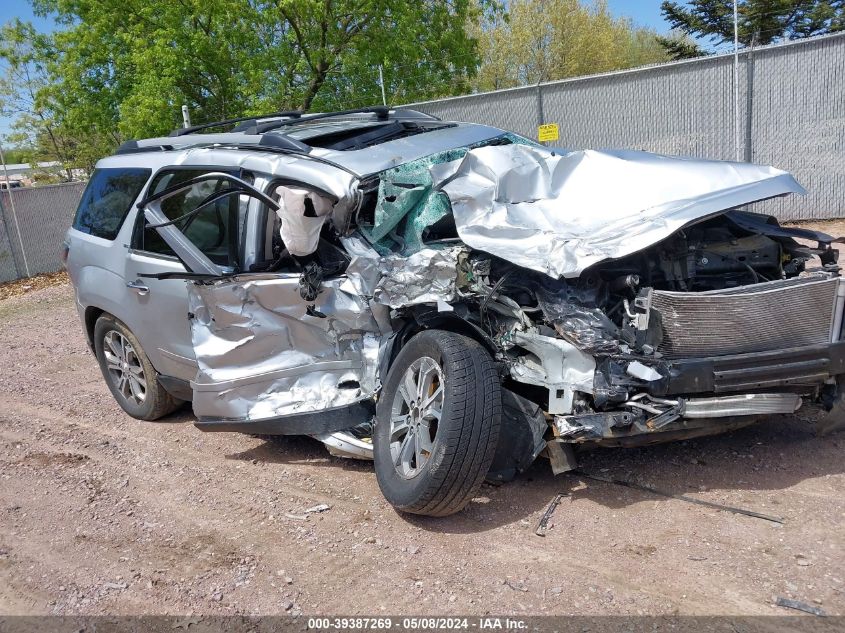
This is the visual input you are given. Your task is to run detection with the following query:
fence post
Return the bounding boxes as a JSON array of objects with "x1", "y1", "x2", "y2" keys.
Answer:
[
  {"x1": 535, "y1": 81, "x2": 545, "y2": 141},
  {"x1": 0, "y1": 140, "x2": 31, "y2": 277},
  {"x1": 744, "y1": 47, "x2": 756, "y2": 163},
  {"x1": 0, "y1": 189, "x2": 23, "y2": 281}
]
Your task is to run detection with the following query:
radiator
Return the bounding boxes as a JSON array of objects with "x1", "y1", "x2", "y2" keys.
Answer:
[{"x1": 652, "y1": 274, "x2": 843, "y2": 359}]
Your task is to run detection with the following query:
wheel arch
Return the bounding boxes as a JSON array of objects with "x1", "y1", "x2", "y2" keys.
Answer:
[
  {"x1": 84, "y1": 306, "x2": 106, "y2": 351},
  {"x1": 398, "y1": 307, "x2": 499, "y2": 360},
  {"x1": 377, "y1": 308, "x2": 499, "y2": 393}
]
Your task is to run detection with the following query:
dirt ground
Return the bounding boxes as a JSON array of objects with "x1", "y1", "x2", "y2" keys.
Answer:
[
  {"x1": 1, "y1": 222, "x2": 844, "y2": 618},
  {"x1": 0, "y1": 271, "x2": 69, "y2": 302}
]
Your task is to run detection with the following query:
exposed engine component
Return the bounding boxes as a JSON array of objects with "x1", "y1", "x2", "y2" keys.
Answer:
[
  {"x1": 432, "y1": 207, "x2": 842, "y2": 446},
  {"x1": 459, "y1": 210, "x2": 833, "y2": 356}
]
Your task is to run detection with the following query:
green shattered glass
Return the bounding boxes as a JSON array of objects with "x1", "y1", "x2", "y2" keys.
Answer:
[{"x1": 361, "y1": 133, "x2": 535, "y2": 256}]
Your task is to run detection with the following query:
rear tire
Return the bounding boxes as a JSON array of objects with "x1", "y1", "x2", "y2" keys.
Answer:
[
  {"x1": 94, "y1": 314, "x2": 181, "y2": 421},
  {"x1": 374, "y1": 330, "x2": 501, "y2": 517}
]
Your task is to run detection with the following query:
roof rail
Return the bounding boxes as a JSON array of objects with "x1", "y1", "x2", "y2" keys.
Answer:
[
  {"x1": 167, "y1": 106, "x2": 440, "y2": 138},
  {"x1": 115, "y1": 131, "x2": 311, "y2": 156},
  {"x1": 116, "y1": 106, "x2": 444, "y2": 158},
  {"x1": 115, "y1": 140, "x2": 175, "y2": 155},
  {"x1": 168, "y1": 110, "x2": 302, "y2": 137}
]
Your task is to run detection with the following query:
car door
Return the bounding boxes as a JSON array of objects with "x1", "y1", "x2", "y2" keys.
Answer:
[
  {"x1": 124, "y1": 167, "x2": 244, "y2": 383},
  {"x1": 124, "y1": 236, "x2": 195, "y2": 382},
  {"x1": 140, "y1": 172, "x2": 383, "y2": 434}
]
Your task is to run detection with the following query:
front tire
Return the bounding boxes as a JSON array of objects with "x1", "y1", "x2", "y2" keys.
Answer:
[
  {"x1": 815, "y1": 375, "x2": 845, "y2": 436},
  {"x1": 374, "y1": 330, "x2": 501, "y2": 517},
  {"x1": 94, "y1": 314, "x2": 181, "y2": 421}
]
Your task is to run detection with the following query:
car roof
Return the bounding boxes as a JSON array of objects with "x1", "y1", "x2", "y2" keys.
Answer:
[{"x1": 104, "y1": 108, "x2": 508, "y2": 178}]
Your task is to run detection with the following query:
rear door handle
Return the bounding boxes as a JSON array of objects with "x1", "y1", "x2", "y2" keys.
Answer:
[{"x1": 126, "y1": 279, "x2": 150, "y2": 295}]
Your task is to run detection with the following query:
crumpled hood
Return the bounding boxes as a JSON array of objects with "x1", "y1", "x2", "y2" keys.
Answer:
[{"x1": 430, "y1": 144, "x2": 806, "y2": 278}]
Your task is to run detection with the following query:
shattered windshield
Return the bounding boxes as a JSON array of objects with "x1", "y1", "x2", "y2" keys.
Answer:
[{"x1": 357, "y1": 133, "x2": 538, "y2": 255}]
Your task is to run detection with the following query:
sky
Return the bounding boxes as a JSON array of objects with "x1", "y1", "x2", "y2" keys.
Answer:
[
  {"x1": 0, "y1": 0, "x2": 55, "y2": 139},
  {"x1": 606, "y1": 0, "x2": 670, "y2": 32},
  {"x1": 0, "y1": 0, "x2": 673, "y2": 139},
  {"x1": 2, "y1": 0, "x2": 673, "y2": 35},
  {"x1": 2, "y1": 0, "x2": 55, "y2": 33}
]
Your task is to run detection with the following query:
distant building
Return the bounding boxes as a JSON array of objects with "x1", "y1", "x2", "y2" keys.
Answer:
[
  {"x1": 0, "y1": 161, "x2": 85, "y2": 187},
  {"x1": 0, "y1": 160, "x2": 62, "y2": 189}
]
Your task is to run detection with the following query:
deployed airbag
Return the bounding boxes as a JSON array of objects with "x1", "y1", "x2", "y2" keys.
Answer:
[{"x1": 275, "y1": 185, "x2": 334, "y2": 257}]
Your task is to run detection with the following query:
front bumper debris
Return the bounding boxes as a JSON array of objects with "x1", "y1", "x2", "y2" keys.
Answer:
[
  {"x1": 649, "y1": 341, "x2": 845, "y2": 396},
  {"x1": 555, "y1": 392, "x2": 802, "y2": 444},
  {"x1": 680, "y1": 393, "x2": 802, "y2": 417}
]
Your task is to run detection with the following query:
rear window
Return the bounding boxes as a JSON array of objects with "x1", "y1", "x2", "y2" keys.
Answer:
[{"x1": 72, "y1": 167, "x2": 151, "y2": 240}]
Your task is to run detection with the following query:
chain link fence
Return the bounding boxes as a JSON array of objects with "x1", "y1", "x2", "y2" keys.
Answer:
[
  {"x1": 0, "y1": 182, "x2": 86, "y2": 283},
  {"x1": 407, "y1": 32, "x2": 845, "y2": 223}
]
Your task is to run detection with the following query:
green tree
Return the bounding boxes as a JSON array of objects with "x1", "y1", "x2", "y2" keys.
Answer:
[
  {"x1": 0, "y1": 19, "x2": 75, "y2": 178},
  {"x1": 29, "y1": 0, "x2": 278, "y2": 147},
  {"x1": 0, "y1": 0, "x2": 498, "y2": 168},
  {"x1": 660, "y1": 0, "x2": 844, "y2": 56},
  {"x1": 255, "y1": 0, "x2": 498, "y2": 111},
  {"x1": 656, "y1": 30, "x2": 709, "y2": 58},
  {"x1": 472, "y1": 0, "x2": 670, "y2": 92},
  {"x1": 0, "y1": 146, "x2": 28, "y2": 163},
  {"x1": 22, "y1": 0, "x2": 493, "y2": 144}
]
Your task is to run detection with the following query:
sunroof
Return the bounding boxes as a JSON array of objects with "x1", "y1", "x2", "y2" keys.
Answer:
[
  {"x1": 283, "y1": 120, "x2": 386, "y2": 139},
  {"x1": 268, "y1": 120, "x2": 454, "y2": 151}
]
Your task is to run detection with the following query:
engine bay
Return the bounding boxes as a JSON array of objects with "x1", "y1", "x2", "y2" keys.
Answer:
[
  {"x1": 392, "y1": 209, "x2": 844, "y2": 452},
  {"x1": 450, "y1": 210, "x2": 835, "y2": 355}
]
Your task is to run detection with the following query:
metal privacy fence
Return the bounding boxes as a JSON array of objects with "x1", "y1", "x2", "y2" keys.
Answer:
[
  {"x1": 0, "y1": 182, "x2": 86, "y2": 283},
  {"x1": 407, "y1": 32, "x2": 845, "y2": 222}
]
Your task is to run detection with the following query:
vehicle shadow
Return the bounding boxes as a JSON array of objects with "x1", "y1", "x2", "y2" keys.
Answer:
[
  {"x1": 408, "y1": 414, "x2": 845, "y2": 534},
  {"x1": 225, "y1": 434, "x2": 374, "y2": 474},
  {"x1": 223, "y1": 415, "x2": 844, "y2": 534},
  {"x1": 150, "y1": 402, "x2": 195, "y2": 424}
]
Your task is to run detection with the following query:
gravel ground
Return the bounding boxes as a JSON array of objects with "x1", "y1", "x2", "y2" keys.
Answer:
[{"x1": 0, "y1": 221, "x2": 844, "y2": 617}]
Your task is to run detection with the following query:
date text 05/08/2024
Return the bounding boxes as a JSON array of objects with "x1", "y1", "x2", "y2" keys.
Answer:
[{"x1": 306, "y1": 617, "x2": 528, "y2": 630}]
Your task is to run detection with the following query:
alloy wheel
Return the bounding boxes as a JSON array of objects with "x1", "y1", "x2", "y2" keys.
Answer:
[
  {"x1": 102, "y1": 330, "x2": 147, "y2": 405},
  {"x1": 388, "y1": 356, "x2": 444, "y2": 478}
]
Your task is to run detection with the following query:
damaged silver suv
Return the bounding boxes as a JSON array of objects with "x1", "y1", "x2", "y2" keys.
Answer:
[{"x1": 65, "y1": 106, "x2": 845, "y2": 516}]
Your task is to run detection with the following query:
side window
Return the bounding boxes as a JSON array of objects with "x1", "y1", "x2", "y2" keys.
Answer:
[
  {"x1": 135, "y1": 169, "x2": 246, "y2": 267},
  {"x1": 73, "y1": 167, "x2": 151, "y2": 240}
]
